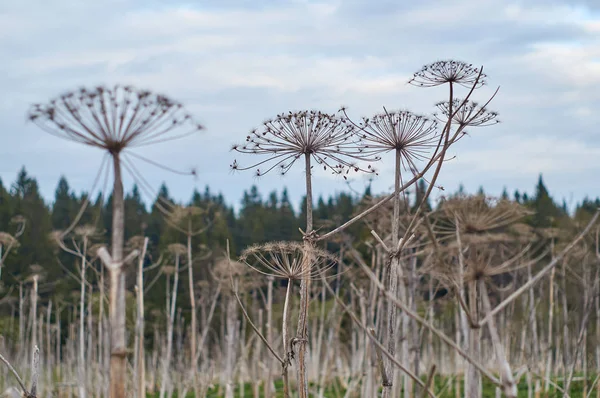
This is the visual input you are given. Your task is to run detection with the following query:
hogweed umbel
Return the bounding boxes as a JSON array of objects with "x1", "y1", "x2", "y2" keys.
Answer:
[
  {"x1": 352, "y1": 109, "x2": 440, "y2": 176},
  {"x1": 409, "y1": 60, "x2": 486, "y2": 88},
  {"x1": 231, "y1": 110, "x2": 379, "y2": 179},
  {"x1": 435, "y1": 99, "x2": 499, "y2": 128},
  {"x1": 28, "y1": 85, "x2": 203, "y2": 152},
  {"x1": 240, "y1": 241, "x2": 338, "y2": 281}
]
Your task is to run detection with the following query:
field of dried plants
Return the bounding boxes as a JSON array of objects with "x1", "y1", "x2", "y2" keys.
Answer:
[{"x1": 0, "y1": 60, "x2": 599, "y2": 397}]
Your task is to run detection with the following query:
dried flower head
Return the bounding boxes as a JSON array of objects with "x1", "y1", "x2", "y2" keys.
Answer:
[
  {"x1": 435, "y1": 99, "x2": 499, "y2": 127},
  {"x1": 29, "y1": 264, "x2": 44, "y2": 274},
  {"x1": 28, "y1": 85, "x2": 203, "y2": 154},
  {"x1": 231, "y1": 110, "x2": 378, "y2": 179},
  {"x1": 167, "y1": 243, "x2": 187, "y2": 256},
  {"x1": 126, "y1": 235, "x2": 147, "y2": 252},
  {"x1": 27, "y1": 264, "x2": 45, "y2": 282},
  {"x1": 0, "y1": 232, "x2": 18, "y2": 247},
  {"x1": 211, "y1": 257, "x2": 262, "y2": 292},
  {"x1": 356, "y1": 110, "x2": 439, "y2": 175},
  {"x1": 169, "y1": 205, "x2": 205, "y2": 225},
  {"x1": 196, "y1": 280, "x2": 211, "y2": 290},
  {"x1": 433, "y1": 245, "x2": 527, "y2": 286},
  {"x1": 162, "y1": 265, "x2": 178, "y2": 275},
  {"x1": 240, "y1": 241, "x2": 337, "y2": 280},
  {"x1": 409, "y1": 60, "x2": 486, "y2": 88},
  {"x1": 434, "y1": 195, "x2": 532, "y2": 241},
  {"x1": 74, "y1": 225, "x2": 100, "y2": 238},
  {"x1": 213, "y1": 258, "x2": 247, "y2": 280}
]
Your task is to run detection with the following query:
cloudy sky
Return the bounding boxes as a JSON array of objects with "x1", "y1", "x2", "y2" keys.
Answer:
[{"x1": 1, "y1": 0, "x2": 598, "y2": 211}]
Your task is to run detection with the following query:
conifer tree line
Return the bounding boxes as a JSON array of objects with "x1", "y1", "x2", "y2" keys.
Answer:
[
  {"x1": 2, "y1": 167, "x2": 596, "y2": 305},
  {"x1": 1, "y1": 61, "x2": 600, "y2": 398}
]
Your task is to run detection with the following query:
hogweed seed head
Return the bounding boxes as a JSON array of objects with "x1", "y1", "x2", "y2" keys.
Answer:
[
  {"x1": 126, "y1": 235, "x2": 147, "y2": 252},
  {"x1": 434, "y1": 194, "x2": 532, "y2": 239},
  {"x1": 231, "y1": 110, "x2": 379, "y2": 179},
  {"x1": 240, "y1": 241, "x2": 338, "y2": 280},
  {"x1": 356, "y1": 110, "x2": 440, "y2": 176},
  {"x1": 409, "y1": 60, "x2": 486, "y2": 88},
  {"x1": 168, "y1": 205, "x2": 205, "y2": 225},
  {"x1": 167, "y1": 243, "x2": 187, "y2": 256},
  {"x1": 74, "y1": 225, "x2": 100, "y2": 238},
  {"x1": 28, "y1": 85, "x2": 203, "y2": 153},
  {"x1": 435, "y1": 99, "x2": 499, "y2": 128}
]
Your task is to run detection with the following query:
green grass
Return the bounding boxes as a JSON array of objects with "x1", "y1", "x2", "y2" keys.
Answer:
[{"x1": 146, "y1": 374, "x2": 597, "y2": 397}]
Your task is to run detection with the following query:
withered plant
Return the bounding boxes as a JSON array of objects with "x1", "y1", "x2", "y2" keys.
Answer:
[
  {"x1": 126, "y1": 235, "x2": 151, "y2": 398},
  {"x1": 166, "y1": 204, "x2": 214, "y2": 395},
  {"x1": 159, "y1": 243, "x2": 187, "y2": 398},
  {"x1": 231, "y1": 110, "x2": 377, "y2": 397},
  {"x1": 50, "y1": 224, "x2": 102, "y2": 398},
  {"x1": 240, "y1": 241, "x2": 338, "y2": 397},
  {"x1": 28, "y1": 85, "x2": 202, "y2": 397},
  {"x1": 342, "y1": 109, "x2": 439, "y2": 397},
  {"x1": 335, "y1": 59, "x2": 497, "y2": 397}
]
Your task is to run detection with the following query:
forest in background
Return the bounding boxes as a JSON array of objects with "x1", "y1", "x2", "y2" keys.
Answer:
[{"x1": 1, "y1": 166, "x2": 597, "y2": 318}]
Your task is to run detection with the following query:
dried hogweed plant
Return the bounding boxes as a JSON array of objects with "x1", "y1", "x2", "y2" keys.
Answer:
[
  {"x1": 165, "y1": 205, "x2": 214, "y2": 396},
  {"x1": 240, "y1": 242, "x2": 338, "y2": 398},
  {"x1": 28, "y1": 84, "x2": 202, "y2": 398},
  {"x1": 332, "y1": 59, "x2": 498, "y2": 397},
  {"x1": 425, "y1": 195, "x2": 541, "y2": 397},
  {"x1": 433, "y1": 194, "x2": 533, "y2": 244},
  {"x1": 341, "y1": 108, "x2": 440, "y2": 397},
  {"x1": 231, "y1": 110, "x2": 378, "y2": 398},
  {"x1": 310, "y1": 60, "x2": 496, "y2": 397}
]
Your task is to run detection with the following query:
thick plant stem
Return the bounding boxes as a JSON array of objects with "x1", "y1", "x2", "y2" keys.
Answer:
[
  {"x1": 383, "y1": 150, "x2": 403, "y2": 398},
  {"x1": 225, "y1": 294, "x2": 238, "y2": 398},
  {"x1": 160, "y1": 254, "x2": 180, "y2": 398},
  {"x1": 136, "y1": 238, "x2": 149, "y2": 398},
  {"x1": 544, "y1": 267, "x2": 556, "y2": 392},
  {"x1": 466, "y1": 280, "x2": 481, "y2": 397},
  {"x1": 265, "y1": 276, "x2": 274, "y2": 398},
  {"x1": 31, "y1": 275, "x2": 39, "y2": 366},
  {"x1": 282, "y1": 280, "x2": 292, "y2": 398},
  {"x1": 186, "y1": 230, "x2": 198, "y2": 396},
  {"x1": 109, "y1": 152, "x2": 126, "y2": 398},
  {"x1": 480, "y1": 281, "x2": 517, "y2": 397},
  {"x1": 78, "y1": 239, "x2": 88, "y2": 398},
  {"x1": 527, "y1": 264, "x2": 539, "y2": 369},
  {"x1": 596, "y1": 275, "x2": 600, "y2": 398},
  {"x1": 295, "y1": 153, "x2": 313, "y2": 398}
]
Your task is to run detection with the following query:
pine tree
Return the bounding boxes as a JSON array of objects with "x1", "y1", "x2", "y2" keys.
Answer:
[
  {"x1": 9, "y1": 168, "x2": 55, "y2": 281},
  {"x1": 146, "y1": 183, "x2": 172, "y2": 250},
  {"x1": 279, "y1": 188, "x2": 299, "y2": 241},
  {"x1": 238, "y1": 186, "x2": 266, "y2": 248},
  {"x1": 51, "y1": 176, "x2": 77, "y2": 230},
  {"x1": 514, "y1": 190, "x2": 521, "y2": 203},
  {"x1": 124, "y1": 185, "x2": 147, "y2": 240},
  {"x1": 529, "y1": 174, "x2": 563, "y2": 228},
  {"x1": 0, "y1": 177, "x2": 12, "y2": 229}
]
